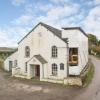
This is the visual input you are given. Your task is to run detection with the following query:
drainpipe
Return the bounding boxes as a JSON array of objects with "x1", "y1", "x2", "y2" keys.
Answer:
[{"x1": 66, "y1": 38, "x2": 69, "y2": 77}]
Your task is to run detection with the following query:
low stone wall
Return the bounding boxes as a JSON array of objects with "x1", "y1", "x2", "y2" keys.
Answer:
[
  {"x1": 64, "y1": 77, "x2": 82, "y2": 86},
  {"x1": 41, "y1": 78, "x2": 64, "y2": 84},
  {"x1": 41, "y1": 77, "x2": 82, "y2": 86}
]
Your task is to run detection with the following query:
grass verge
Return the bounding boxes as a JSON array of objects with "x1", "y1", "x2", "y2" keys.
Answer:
[{"x1": 82, "y1": 61, "x2": 95, "y2": 87}]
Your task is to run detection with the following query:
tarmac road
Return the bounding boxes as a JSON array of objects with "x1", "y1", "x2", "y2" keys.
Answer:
[{"x1": 74, "y1": 56, "x2": 100, "y2": 100}]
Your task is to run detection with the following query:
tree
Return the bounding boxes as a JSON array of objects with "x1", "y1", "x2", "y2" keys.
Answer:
[
  {"x1": 88, "y1": 34, "x2": 98, "y2": 45},
  {"x1": 98, "y1": 40, "x2": 100, "y2": 45}
]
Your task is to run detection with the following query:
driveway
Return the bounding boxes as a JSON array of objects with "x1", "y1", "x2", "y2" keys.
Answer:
[
  {"x1": 74, "y1": 56, "x2": 100, "y2": 100},
  {"x1": 0, "y1": 70, "x2": 81, "y2": 100},
  {"x1": 0, "y1": 56, "x2": 99, "y2": 100}
]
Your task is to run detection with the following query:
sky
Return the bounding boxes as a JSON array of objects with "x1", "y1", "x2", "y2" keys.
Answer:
[{"x1": 0, "y1": 0, "x2": 100, "y2": 47}]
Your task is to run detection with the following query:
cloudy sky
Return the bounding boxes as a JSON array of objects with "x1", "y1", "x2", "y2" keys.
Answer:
[{"x1": 0, "y1": 0, "x2": 100, "y2": 47}]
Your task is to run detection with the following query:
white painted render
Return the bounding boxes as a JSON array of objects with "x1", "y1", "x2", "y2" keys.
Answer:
[
  {"x1": 17, "y1": 24, "x2": 67, "y2": 79},
  {"x1": 62, "y1": 29, "x2": 88, "y2": 75},
  {"x1": 4, "y1": 51, "x2": 18, "y2": 71},
  {"x1": 4, "y1": 23, "x2": 88, "y2": 83}
]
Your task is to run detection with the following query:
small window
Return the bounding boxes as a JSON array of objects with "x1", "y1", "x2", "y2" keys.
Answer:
[
  {"x1": 69, "y1": 48, "x2": 78, "y2": 66},
  {"x1": 60, "y1": 63, "x2": 64, "y2": 70},
  {"x1": 25, "y1": 62, "x2": 27, "y2": 72},
  {"x1": 9, "y1": 61, "x2": 13, "y2": 71},
  {"x1": 25, "y1": 46, "x2": 30, "y2": 57},
  {"x1": 14, "y1": 60, "x2": 17, "y2": 67},
  {"x1": 52, "y1": 46, "x2": 57, "y2": 58},
  {"x1": 52, "y1": 63, "x2": 57, "y2": 76}
]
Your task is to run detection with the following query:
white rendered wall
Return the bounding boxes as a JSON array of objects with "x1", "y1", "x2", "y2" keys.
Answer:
[
  {"x1": 62, "y1": 29, "x2": 88, "y2": 75},
  {"x1": 18, "y1": 24, "x2": 67, "y2": 79},
  {"x1": 4, "y1": 51, "x2": 18, "y2": 71}
]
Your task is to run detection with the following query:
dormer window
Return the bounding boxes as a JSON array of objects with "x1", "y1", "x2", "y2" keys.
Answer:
[
  {"x1": 52, "y1": 46, "x2": 57, "y2": 58},
  {"x1": 25, "y1": 46, "x2": 30, "y2": 57}
]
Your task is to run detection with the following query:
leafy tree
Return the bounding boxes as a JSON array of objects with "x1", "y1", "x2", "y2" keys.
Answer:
[
  {"x1": 88, "y1": 34, "x2": 98, "y2": 45},
  {"x1": 98, "y1": 40, "x2": 100, "y2": 45}
]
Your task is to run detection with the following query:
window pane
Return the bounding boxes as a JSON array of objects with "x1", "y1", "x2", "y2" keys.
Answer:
[
  {"x1": 69, "y1": 48, "x2": 78, "y2": 66},
  {"x1": 60, "y1": 63, "x2": 64, "y2": 70},
  {"x1": 52, "y1": 63, "x2": 57, "y2": 76},
  {"x1": 52, "y1": 46, "x2": 57, "y2": 58},
  {"x1": 25, "y1": 46, "x2": 30, "y2": 57}
]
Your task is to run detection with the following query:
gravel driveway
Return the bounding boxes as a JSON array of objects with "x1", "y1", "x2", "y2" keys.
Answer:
[
  {"x1": 0, "y1": 70, "x2": 81, "y2": 100},
  {"x1": 0, "y1": 56, "x2": 99, "y2": 100}
]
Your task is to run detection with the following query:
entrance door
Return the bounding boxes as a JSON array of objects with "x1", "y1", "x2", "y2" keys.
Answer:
[
  {"x1": 35, "y1": 65, "x2": 40, "y2": 77},
  {"x1": 9, "y1": 61, "x2": 13, "y2": 71}
]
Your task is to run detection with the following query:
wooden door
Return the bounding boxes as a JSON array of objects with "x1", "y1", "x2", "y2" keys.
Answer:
[{"x1": 35, "y1": 65, "x2": 40, "y2": 77}]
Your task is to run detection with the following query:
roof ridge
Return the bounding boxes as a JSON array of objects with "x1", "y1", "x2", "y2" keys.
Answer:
[
  {"x1": 40, "y1": 22, "x2": 62, "y2": 38},
  {"x1": 62, "y1": 27, "x2": 88, "y2": 37},
  {"x1": 18, "y1": 22, "x2": 67, "y2": 44},
  {"x1": 40, "y1": 22, "x2": 61, "y2": 31}
]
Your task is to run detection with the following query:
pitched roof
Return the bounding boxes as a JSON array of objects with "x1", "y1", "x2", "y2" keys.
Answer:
[
  {"x1": 34, "y1": 54, "x2": 47, "y2": 64},
  {"x1": 62, "y1": 27, "x2": 88, "y2": 37},
  {"x1": 18, "y1": 22, "x2": 88, "y2": 44},
  {"x1": 18, "y1": 22, "x2": 67, "y2": 44},
  {"x1": 40, "y1": 22, "x2": 61, "y2": 38}
]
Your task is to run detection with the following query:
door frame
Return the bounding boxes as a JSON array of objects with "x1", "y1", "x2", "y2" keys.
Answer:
[{"x1": 35, "y1": 65, "x2": 40, "y2": 78}]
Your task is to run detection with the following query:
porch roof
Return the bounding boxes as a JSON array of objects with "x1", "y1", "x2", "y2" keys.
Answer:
[{"x1": 34, "y1": 54, "x2": 47, "y2": 64}]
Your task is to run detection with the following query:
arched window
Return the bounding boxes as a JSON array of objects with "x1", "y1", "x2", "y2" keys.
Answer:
[
  {"x1": 25, "y1": 46, "x2": 30, "y2": 57},
  {"x1": 52, "y1": 63, "x2": 57, "y2": 76},
  {"x1": 60, "y1": 63, "x2": 64, "y2": 70},
  {"x1": 52, "y1": 46, "x2": 57, "y2": 58}
]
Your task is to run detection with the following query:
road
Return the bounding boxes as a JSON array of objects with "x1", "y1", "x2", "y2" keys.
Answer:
[
  {"x1": 0, "y1": 56, "x2": 100, "y2": 100},
  {"x1": 74, "y1": 56, "x2": 100, "y2": 100}
]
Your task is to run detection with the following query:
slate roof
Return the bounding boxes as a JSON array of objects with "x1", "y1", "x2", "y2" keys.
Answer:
[
  {"x1": 62, "y1": 27, "x2": 88, "y2": 37},
  {"x1": 34, "y1": 54, "x2": 47, "y2": 64},
  {"x1": 40, "y1": 22, "x2": 61, "y2": 38},
  {"x1": 18, "y1": 22, "x2": 87, "y2": 44},
  {"x1": 18, "y1": 22, "x2": 68, "y2": 44}
]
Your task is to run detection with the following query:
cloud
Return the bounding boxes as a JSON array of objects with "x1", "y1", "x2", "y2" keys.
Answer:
[
  {"x1": 1, "y1": 0, "x2": 100, "y2": 47},
  {"x1": 95, "y1": 0, "x2": 100, "y2": 5},
  {"x1": 0, "y1": 25, "x2": 32, "y2": 47},
  {"x1": 11, "y1": 15, "x2": 33, "y2": 26},
  {"x1": 11, "y1": 0, "x2": 26, "y2": 6},
  {"x1": 49, "y1": 0, "x2": 69, "y2": 4},
  {"x1": 83, "y1": 5, "x2": 100, "y2": 39},
  {"x1": 0, "y1": 29, "x2": 16, "y2": 47},
  {"x1": 36, "y1": 3, "x2": 80, "y2": 27},
  {"x1": 0, "y1": 1, "x2": 81, "y2": 47}
]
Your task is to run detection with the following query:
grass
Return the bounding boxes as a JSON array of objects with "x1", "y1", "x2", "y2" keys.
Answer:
[{"x1": 82, "y1": 61, "x2": 95, "y2": 87}]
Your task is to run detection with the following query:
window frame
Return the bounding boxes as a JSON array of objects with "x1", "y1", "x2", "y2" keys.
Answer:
[
  {"x1": 52, "y1": 46, "x2": 58, "y2": 58},
  {"x1": 52, "y1": 63, "x2": 58, "y2": 76},
  {"x1": 25, "y1": 62, "x2": 27, "y2": 72},
  {"x1": 69, "y1": 48, "x2": 78, "y2": 66},
  {"x1": 25, "y1": 46, "x2": 30, "y2": 57},
  {"x1": 14, "y1": 60, "x2": 17, "y2": 67},
  {"x1": 60, "y1": 63, "x2": 64, "y2": 70}
]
